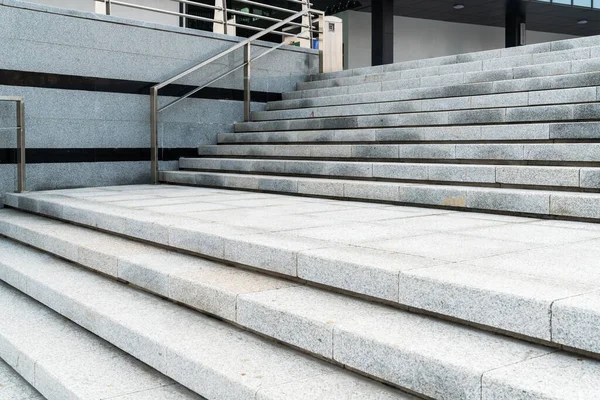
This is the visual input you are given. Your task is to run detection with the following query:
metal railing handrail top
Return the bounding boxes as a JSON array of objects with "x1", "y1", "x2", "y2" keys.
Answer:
[{"x1": 0, "y1": 96, "x2": 24, "y2": 102}]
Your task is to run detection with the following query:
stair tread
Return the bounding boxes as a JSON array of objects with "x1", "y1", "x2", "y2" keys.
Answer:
[
  {"x1": 219, "y1": 122, "x2": 600, "y2": 143},
  {"x1": 0, "y1": 231, "x2": 411, "y2": 400},
  {"x1": 179, "y1": 157, "x2": 599, "y2": 190},
  {"x1": 235, "y1": 103, "x2": 600, "y2": 133},
  {"x1": 4, "y1": 187, "x2": 600, "y2": 355},
  {"x1": 198, "y1": 143, "x2": 600, "y2": 164},
  {"x1": 0, "y1": 276, "x2": 202, "y2": 400}
]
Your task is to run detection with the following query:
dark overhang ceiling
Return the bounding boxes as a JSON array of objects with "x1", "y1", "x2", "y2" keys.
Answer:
[{"x1": 316, "y1": 0, "x2": 600, "y2": 36}]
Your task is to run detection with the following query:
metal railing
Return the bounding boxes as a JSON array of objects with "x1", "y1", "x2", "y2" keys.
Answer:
[
  {"x1": 103, "y1": 0, "x2": 323, "y2": 183},
  {"x1": 97, "y1": 0, "x2": 321, "y2": 40},
  {"x1": 0, "y1": 97, "x2": 25, "y2": 193}
]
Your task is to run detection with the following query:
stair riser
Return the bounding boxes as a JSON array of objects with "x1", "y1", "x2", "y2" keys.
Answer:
[
  {"x1": 310, "y1": 35, "x2": 600, "y2": 82},
  {"x1": 179, "y1": 159, "x2": 600, "y2": 191},
  {"x1": 218, "y1": 123, "x2": 600, "y2": 145},
  {"x1": 235, "y1": 103, "x2": 600, "y2": 132},
  {"x1": 299, "y1": 47, "x2": 595, "y2": 91},
  {"x1": 158, "y1": 171, "x2": 600, "y2": 220},
  {"x1": 255, "y1": 87, "x2": 598, "y2": 122},
  {"x1": 198, "y1": 144, "x2": 600, "y2": 165},
  {"x1": 271, "y1": 75, "x2": 600, "y2": 112}
]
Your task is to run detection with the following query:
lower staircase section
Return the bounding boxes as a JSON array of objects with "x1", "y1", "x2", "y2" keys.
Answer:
[{"x1": 2, "y1": 185, "x2": 600, "y2": 399}]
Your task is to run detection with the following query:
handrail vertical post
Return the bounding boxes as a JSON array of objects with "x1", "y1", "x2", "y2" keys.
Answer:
[
  {"x1": 223, "y1": 0, "x2": 229, "y2": 35},
  {"x1": 150, "y1": 88, "x2": 159, "y2": 184},
  {"x1": 16, "y1": 99, "x2": 25, "y2": 193},
  {"x1": 106, "y1": 0, "x2": 111, "y2": 15},
  {"x1": 244, "y1": 43, "x2": 251, "y2": 122},
  {"x1": 306, "y1": 1, "x2": 314, "y2": 48}
]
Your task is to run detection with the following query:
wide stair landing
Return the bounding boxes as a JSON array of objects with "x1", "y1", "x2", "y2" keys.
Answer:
[
  {"x1": 2, "y1": 184, "x2": 600, "y2": 399},
  {"x1": 163, "y1": 35, "x2": 600, "y2": 221}
]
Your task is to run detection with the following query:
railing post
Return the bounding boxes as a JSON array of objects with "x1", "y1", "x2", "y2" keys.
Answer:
[
  {"x1": 318, "y1": 13, "x2": 324, "y2": 73},
  {"x1": 16, "y1": 99, "x2": 25, "y2": 193},
  {"x1": 244, "y1": 43, "x2": 251, "y2": 122},
  {"x1": 150, "y1": 88, "x2": 159, "y2": 184},
  {"x1": 105, "y1": 0, "x2": 111, "y2": 15},
  {"x1": 306, "y1": 1, "x2": 314, "y2": 48}
]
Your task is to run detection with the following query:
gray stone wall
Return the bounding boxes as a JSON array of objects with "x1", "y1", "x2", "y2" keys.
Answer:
[{"x1": 0, "y1": 0, "x2": 319, "y2": 198}]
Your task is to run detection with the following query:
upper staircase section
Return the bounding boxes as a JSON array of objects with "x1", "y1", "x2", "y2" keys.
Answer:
[{"x1": 162, "y1": 35, "x2": 600, "y2": 221}]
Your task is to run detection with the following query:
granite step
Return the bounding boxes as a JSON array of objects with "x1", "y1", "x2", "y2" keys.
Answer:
[
  {"x1": 1, "y1": 206, "x2": 600, "y2": 399},
  {"x1": 309, "y1": 35, "x2": 600, "y2": 82},
  {"x1": 218, "y1": 122, "x2": 600, "y2": 145},
  {"x1": 298, "y1": 46, "x2": 600, "y2": 91},
  {"x1": 278, "y1": 70, "x2": 600, "y2": 105},
  {"x1": 0, "y1": 235, "x2": 410, "y2": 400},
  {"x1": 234, "y1": 103, "x2": 600, "y2": 133},
  {"x1": 1, "y1": 207, "x2": 600, "y2": 357},
  {"x1": 0, "y1": 358, "x2": 44, "y2": 400},
  {"x1": 158, "y1": 170, "x2": 600, "y2": 219},
  {"x1": 0, "y1": 277, "x2": 203, "y2": 400},
  {"x1": 285, "y1": 60, "x2": 600, "y2": 100},
  {"x1": 197, "y1": 143, "x2": 600, "y2": 166},
  {"x1": 254, "y1": 87, "x2": 599, "y2": 122},
  {"x1": 178, "y1": 158, "x2": 599, "y2": 191}
]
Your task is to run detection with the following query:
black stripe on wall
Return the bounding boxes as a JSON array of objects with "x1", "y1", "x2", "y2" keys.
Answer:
[
  {"x1": 0, "y1": 69, "x2": 282, "y2": 103},
  {"x1": 0, "y1": 148, "x2": 198, "y2": 164}
]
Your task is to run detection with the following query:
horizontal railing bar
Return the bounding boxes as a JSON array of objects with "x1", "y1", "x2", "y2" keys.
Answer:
[
  {"x1": 153, "y1": 8, "x2": 309, "y2": 90},
  {"x1": 226, "y1": 9, "x2": 309, "y2": 28},
  {"x1": 109, "y1": 1, "x2": 224, "y2": 23},
  {"x1": 229, "y1": 21, "x2": 319, "y2": 35},
  {"x1": 232, "y1": 0, "x2": 299, "y2": 14},
  {"x1": 158, "y1": 31, "x2": 310, "y2": 113},
  {"x1": 0, "y1": 127, "x2": 19, "y2": 131},
  {"x1": 169, "y1": 0, "x2": 223, "y2": 10}
]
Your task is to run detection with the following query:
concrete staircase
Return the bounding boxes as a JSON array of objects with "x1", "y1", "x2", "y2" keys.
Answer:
[
  {"x1": 2, "y1": 184, "x2": 600, "y2": 399},
  {"x1": 162, "y1": 35, "x2": 600, "y2": 220}
]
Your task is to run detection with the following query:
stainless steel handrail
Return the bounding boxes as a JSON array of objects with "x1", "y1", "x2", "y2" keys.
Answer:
[
  {"x1": 140, "y1": 0, "x2": 322, "y2": 184},
  {"x1": 0, "y1": 97, "x2": 26, "y2": 193}
]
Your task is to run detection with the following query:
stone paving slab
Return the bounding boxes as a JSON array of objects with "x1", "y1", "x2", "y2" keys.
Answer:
[
  {"x1": 160, "y1": 170, "x2": 600, "y2": 219},
  {"x1": 0, "y1": 279, "x2": 203, "y2": 400},
  {"x1": 3, "y1": 185, "x2": 600, "y2": 354},
  {"x1": 0, "y1": 237, "x2": 413, "y2": 400}
]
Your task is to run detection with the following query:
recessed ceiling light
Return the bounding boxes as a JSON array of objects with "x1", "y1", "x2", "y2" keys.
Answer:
[
  {"x1": 578, "y1": 19, "x2": 588, "y2": 25},
  {"x1": 453, "y1": 4, "x2": 465, "y2": 9}
]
